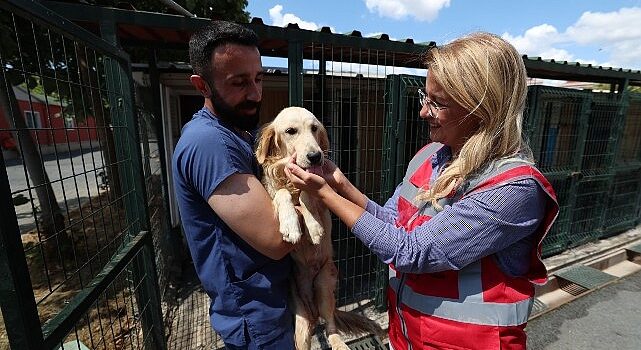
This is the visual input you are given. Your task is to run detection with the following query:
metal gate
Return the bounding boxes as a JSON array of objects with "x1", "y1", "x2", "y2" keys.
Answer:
[
  {"x1": 524, "y1": 86, "x2": 630, "y2": 256},
  {"x1": 0, "y1": 1, "x2": 165, "y2": 349},
  {"x1": 382, "y1": 74, "x2": 429, "y2": 197}
]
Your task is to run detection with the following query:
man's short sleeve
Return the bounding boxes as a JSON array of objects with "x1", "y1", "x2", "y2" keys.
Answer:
[{"x1": 176, "y1": 123, "x2": 255, "y2": 201}]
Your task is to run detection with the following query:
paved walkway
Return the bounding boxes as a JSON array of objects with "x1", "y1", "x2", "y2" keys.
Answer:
[{"x1": 527, "y1": 269, "x2": 641, "y2": 350}]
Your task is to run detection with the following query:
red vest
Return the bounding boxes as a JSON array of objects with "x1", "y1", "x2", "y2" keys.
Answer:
[{"x1": 388, "y1": 143, "x2": 559, "y2": 350}]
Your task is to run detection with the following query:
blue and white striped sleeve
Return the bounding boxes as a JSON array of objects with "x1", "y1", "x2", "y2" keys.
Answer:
[
  {"x1": 363, "y1": 184, "x2": 402, "y2": 224},
  {"x1": 351, "y1": 179, "x2": 547, "y2": 274}
]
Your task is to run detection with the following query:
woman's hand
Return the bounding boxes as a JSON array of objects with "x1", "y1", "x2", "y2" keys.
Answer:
[
  {"x1": 285, "y1": 156, "x2": 333, "y2": 197},
  {"x1": 319, "y1": 160, "x2": 348, "y2": 194}
]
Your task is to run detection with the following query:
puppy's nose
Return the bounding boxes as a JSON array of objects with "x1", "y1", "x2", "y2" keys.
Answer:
[{"x1": 306, "y1": 151, "x2": 322, "y2": 165}]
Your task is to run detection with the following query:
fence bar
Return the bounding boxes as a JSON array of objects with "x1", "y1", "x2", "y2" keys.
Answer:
[
  {"x1": 6, "y1": 0, "x2": 128, "y2": 61},
  {"x1": 288, "y1": 39, "x2": 303, "y2": 106},
  {"x1": 0, "y1": 151, "x2": 44, "y2": 350},
  {"x1": 41, "y1": 230, "x2": 148, "y2": 348},
  {"x1": 382, "y1": 75, "x2": 400, "y2": 192},
  {"x1": 100, "y1": 20, "x2": 166, "y2": 350}
]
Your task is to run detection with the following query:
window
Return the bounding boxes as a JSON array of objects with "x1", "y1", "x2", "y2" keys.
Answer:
[{"x1": 24, "y1": 110, "x2": 41, "y2": 129}]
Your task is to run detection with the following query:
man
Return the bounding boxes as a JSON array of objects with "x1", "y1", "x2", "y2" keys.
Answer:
[{"x1": 172, "y1": 21, "x2": 295, "y2": 349}]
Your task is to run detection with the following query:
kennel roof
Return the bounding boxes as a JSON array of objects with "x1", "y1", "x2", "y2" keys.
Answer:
[{"x1": 44, "y1": 0, "x2": 641, "y2": 87}]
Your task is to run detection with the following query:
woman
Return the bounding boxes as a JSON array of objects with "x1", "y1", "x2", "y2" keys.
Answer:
[{"x1": 285, "y1": 32, "x2": 559, "y2": 350}]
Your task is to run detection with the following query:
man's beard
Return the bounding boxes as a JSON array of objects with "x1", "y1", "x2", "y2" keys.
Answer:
[{"x1": 210, "y1": 87, "x2": 260, "y2": 132}]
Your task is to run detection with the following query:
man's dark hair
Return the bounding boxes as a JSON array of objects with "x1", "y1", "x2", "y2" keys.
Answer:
[{"x1": 189, "y1": 21, "x2": 259, "y2": 81}]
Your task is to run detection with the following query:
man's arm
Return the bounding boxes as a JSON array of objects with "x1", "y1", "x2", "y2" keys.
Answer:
[{"x1": 208, "y1": 172, "x2": 294, "y2": 260}]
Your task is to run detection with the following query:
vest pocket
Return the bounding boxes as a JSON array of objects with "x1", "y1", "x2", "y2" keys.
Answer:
[
  {"x1": 404, "y1": 270, "x2": 459, "y2": 299},
  {"x1": 421, "y1": 314, "x2": 500, "y2": 350}
]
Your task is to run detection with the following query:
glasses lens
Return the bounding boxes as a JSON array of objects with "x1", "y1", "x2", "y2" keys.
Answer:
[
  {"x1": 418, "y1": 89, "x2": 426, "y2": 107},
  {"x1": 418, "y1": 89, "x2": 437, "y2": 118}
]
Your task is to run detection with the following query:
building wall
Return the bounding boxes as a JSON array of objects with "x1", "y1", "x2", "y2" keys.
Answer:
[{"x1": 0, "y1": 100, "x2": 98, "y2": 150}]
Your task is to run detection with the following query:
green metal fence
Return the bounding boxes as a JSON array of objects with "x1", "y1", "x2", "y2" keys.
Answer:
[
  {"x1": 0, "y1": 1, "x2": 164, "y2": 349},
  {"x1": 383, "y1": 84, "x2": 641, "y2": 259},
  {"x1": 602, "y1": 164, "x2": 641, "y2": 236},
  {"x1": 297, "y1": 40, "x2": 428, "y2": 311},
  {"x1": 539, "y1": 173, "x2": 575, "y2": 257},
  {"x1": 525, "y1": 86, "x2": 591, "y2": 174},
  {"x1": 3, "y1": 3, "x2": 641, "y2": 349},
  {"x1": 602, "y1": 92, "x2": 641, "y2": 237}
]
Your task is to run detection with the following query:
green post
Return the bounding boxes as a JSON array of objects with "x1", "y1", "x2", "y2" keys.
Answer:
[
  {"x1": 374, "y1": 75, "x2": 401, "y2": 311},
  {"x1": 0, "y1": 153, "x2": 44, "y2": 349},
  {"x1": 600, "y1": 87, "x2": 630, "y2": 233},
  {"x1": 382, "y1": 75, "x2": 400, "y2": 202},
  {"x1": 524, "y1": 86, "x2": 540, "y2": 156},
  {"x1": 288, "y1": 40, "x2": 303, "y2": 107},
  {"x1": 394, "y1": 76, "x2": 410, "y2": 184},
  {"x1": 100, "y1": 20, "x2": 167, "y2": 350}
]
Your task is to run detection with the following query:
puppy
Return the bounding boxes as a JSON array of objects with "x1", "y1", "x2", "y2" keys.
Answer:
[{"x1": 256, "y1": 107, "x2": 382, "y2": 350}]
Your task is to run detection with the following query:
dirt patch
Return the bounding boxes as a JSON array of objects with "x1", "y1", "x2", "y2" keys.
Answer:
[{"x1": 1, "y1": 190, "x2": 143, "y2": 350}]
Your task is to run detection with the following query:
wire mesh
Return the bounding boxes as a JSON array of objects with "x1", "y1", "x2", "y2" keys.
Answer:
[
  {"x1": 1, "y1": 4, "x2": 162, "y2": 349},
  {"x1": 300, "y1": 43, "x2": 426, "y2": 311},
  {"x1": 2, "y1": 4, "x2": 132, "y2": 321},
  {"x1": 541, "y1": 173, "x2": 574, "y2": 257},
  {"x1": 602, "y1": 165, "x2": 641, "y2": 236},
  {"x1": 55, "y1": 249, "x2": 156, "y2": 350},
  {"x1": 581, "y1": 92, "x2": 621, "y2": 175},
  {"x1": 136, "y1": 107, "x2": 179, "y2": 307},
  {"x1": 615, "y1": 93, "x2": 641, "y2": 166},
  {"x1": 303, "y1": 42, "x2": 391, "y2": 306},
  {"x1": 525, "y1": 86, "x2": 588, "y2": 173},
  {"x1": 398, "y1": 75, "x2": 430, "y2": 174},
  {"x1": 569, "y1": 174, "x2": 611, "y2": 248}
]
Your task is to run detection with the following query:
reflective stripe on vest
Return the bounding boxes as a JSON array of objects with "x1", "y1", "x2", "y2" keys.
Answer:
[
  {"x1": 398, "y1": 144, "x2": 537, "y2": 227},
  {"x1": 402, "y1": 143, "x2": 444, "y2": 183},
  {"x1": 389, "y1": 270, "x2": 533, "y2": 326},
  {"x1": 401, "y1": 155, "x2": 535, "y2": 211},
  {"x1": 390, "y1": 144, "x2": 550, "y2": 325}
]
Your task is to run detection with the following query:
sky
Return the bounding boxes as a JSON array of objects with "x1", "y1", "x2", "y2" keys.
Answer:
[{"x1": 246, "y1": 0, "x2": 641, "y2": 71}]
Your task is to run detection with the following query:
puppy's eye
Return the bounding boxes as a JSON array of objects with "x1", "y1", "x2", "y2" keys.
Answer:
[
  {"x1": 285, "y1": 127, "x2": 297, "y2": 135},
  {"x1": 311, "y1": 125, "x2": 318, "y2": 132}
]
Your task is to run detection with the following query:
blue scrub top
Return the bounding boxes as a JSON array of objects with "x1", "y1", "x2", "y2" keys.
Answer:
[{"x1": 172, "y1": 108, "x2": 293, "y2": 347}]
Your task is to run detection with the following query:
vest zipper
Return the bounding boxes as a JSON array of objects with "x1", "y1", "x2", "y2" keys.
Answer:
[{"x1": 395, "y1": 272, "x2": 412, "y2": 350}]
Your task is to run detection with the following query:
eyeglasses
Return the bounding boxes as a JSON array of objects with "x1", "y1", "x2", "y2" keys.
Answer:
[{"x1": 418, "y1": 88, "x2": 446, "y2": 119}]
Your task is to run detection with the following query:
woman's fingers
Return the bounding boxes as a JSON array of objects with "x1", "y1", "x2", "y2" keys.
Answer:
[{"x1": 286, "y1": 162, "x2": 304, "y2": 179}]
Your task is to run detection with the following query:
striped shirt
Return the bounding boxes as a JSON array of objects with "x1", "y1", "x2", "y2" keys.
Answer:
[{"x1": 351, "y1": 146, "x2": 546, "y2": 277}]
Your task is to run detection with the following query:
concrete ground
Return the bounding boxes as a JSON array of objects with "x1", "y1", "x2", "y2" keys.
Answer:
[
  {"x1": 527, "y1": 269, "x2": 641, "y2": 350},
  {"x1": 166, "y1": 225, "x2": 641, "y2": 350}
]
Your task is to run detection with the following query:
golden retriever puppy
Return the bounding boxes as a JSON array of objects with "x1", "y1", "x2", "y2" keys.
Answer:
[{"x1": 256, "y1": 107, "x2": 382, "y2": 350}]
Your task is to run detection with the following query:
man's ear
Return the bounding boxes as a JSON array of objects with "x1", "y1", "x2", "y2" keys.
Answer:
[{"x1": 190, "y1": 75, "x2": 212, "y2": 98}]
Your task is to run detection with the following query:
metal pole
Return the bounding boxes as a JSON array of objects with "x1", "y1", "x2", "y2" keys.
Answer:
[
  {"x1": 0, "y1": 150, "x2": 45, "y2": 350},
  {"x1": 157, "y1": 0, "x2": 197, "y2": 17}
]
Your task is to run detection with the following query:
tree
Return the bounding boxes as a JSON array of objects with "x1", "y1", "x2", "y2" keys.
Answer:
[
  {"x1": 0, "y1": 12, "x2": 70, "y2": 257},
  {"x1": 88, "y1": 0, "x2": 250, "y2": 22}
]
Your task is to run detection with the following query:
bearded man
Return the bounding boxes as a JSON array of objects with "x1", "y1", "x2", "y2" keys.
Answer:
[{"x1": 172, "y1": 21, "x2": 296, "y2": 349}]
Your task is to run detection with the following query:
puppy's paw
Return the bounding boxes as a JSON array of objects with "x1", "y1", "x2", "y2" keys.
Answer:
[
  {"x1": 307, "y1": 221, "x2": 325, "y2": 245},
  {"x1": 280, "y1": 215, "x2": 302, "y2": 244},
  {"x1": 327, "y1": 334, "x2": 349, "y2": 350}
]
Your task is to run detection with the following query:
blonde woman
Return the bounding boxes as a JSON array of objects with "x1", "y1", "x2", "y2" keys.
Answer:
[{"x1": 285, "y1": 32, "x2": 559, "y2": 349}]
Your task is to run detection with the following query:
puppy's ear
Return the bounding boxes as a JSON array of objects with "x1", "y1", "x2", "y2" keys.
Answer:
[
  {"x1": 255, "y1": 123, "x2": 276, "y2": 165},
  {"x1": 318, "y1": 123, "x2": 330, "y2": 153}
]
